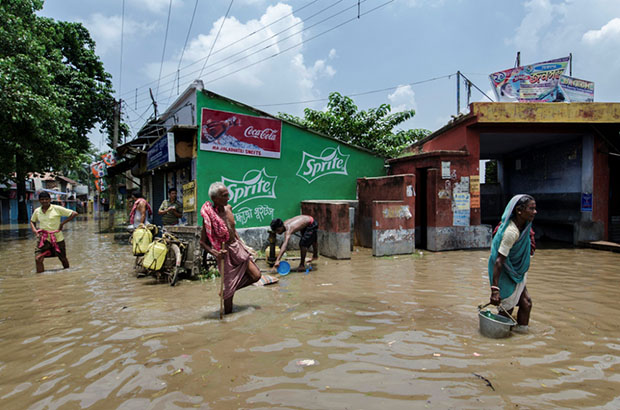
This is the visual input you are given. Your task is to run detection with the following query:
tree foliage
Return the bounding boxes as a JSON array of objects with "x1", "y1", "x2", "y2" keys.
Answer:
[
  {"x1": 279, "y1": 92, "x2": 431, "y2": 157},
  {"x1": 0, "y1": 0, "x2": 116, "y2": 183}
]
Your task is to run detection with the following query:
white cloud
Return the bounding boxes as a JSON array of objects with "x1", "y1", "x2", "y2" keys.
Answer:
[
  {"x1": 151, "y1": 3, "x2": 336, "y2": 113},
  {"x1": 129, "y1": 0, "x2": 183, "y2": 14},
  {"x1": 82, "y1": 13, "x2": 155, "y2": 55},
  {"x1": 388, "y1": 85, "x2": 417, "y2": 113},
  {"x1": 507, "y1": 0, "x2": 558, "y2": 54},
  {"x1": 328, "y1": 48, "x2": 337, "y2": 59},
  {"x1": 583, "y1": 17, "x2": 620, "y2": 44}
]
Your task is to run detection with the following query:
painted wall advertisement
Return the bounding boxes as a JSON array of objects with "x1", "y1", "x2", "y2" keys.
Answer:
[
  {"x1": 470, "y1": 175, "x2": 480, "y2": 208},
  {"x1": 200, "y1": 108, "x2": 282, "y2": 158},
  {"x1": 182, "y1": 181, "x2": 196, "y2": 212},
  {"x1": 489, "y1": 56, "x2": 594, "y2": 103},
  {"x1": 453, "y1": 176, "x2": 470, "y2": 226},
  {"x1": 195, "y1": 92, "x2": 386, "y2": 229}
]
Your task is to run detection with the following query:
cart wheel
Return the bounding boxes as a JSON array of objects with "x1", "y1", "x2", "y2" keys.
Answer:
[
  {"x1": 170, "y1": 267, "x2": 179, "y2": 286},
  {"x1": 134, "y1": 256, "x2": 147, "y2": 277}
]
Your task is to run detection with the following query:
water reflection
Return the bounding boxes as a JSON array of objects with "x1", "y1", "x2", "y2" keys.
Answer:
[{"x1": 0, "y1": 220, "x2": 619, "y2": 409}]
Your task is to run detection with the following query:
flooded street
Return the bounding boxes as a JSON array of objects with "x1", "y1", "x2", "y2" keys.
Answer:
[{"x1": 1, "y1": 220, "x2": 619, "y2": 409}]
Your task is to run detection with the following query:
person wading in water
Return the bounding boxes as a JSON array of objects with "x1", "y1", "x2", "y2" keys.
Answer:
[
  {"x1": 30, "y1": 191, "x2": 78, "y2": 273},
  {"x1": 199, "y1": 182, "x2": 261, "y2": 314},
  {"x1": 488, "y1": 194, "x2": 537, "y2": 333},
  {"x1": 270, "y1": 215, "x2": 319, "y2": 272}
]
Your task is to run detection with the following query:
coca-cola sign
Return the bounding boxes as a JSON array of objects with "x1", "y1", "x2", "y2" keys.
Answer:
[
  {"x1": 222, "y1": 168, "x2": 277, "y2": 210},
  {"x1": 200, "y1": 108, "x2": 281, "y2": 158},
  {"x1": 296, "y1": 146, "x2": 350, "y2": 184}
]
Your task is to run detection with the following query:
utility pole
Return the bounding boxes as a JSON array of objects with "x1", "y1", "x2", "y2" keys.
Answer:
[
  {"x1": 456, "y1": 71, "x2": 461, "y2": 115},
  {"x1": 108, "y1": 99, "x2": 120, "y2": 232}
]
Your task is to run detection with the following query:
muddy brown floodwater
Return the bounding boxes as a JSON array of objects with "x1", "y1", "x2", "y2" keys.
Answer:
[{"x1": 1, "y1": 219, "x2": 620, "y2": 409}]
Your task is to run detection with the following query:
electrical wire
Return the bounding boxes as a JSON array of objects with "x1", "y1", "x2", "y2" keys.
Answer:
[
  {"x1": 132, "y1": 0, "x2": 365, "y2": 109},
  {"x1": 196, "y1": 0, "x2": 346, "y2": 83},
  {"x1": 204, "y1": 0, "x2": 392, "y2": 86},
  {"x1": 128, "y1": 0, "x2": 394, "y2": 126},
  {"x1": 166, "y1": 0, "x2": 199, "y2": 104},
  {"x1": 119, "y1": 0, "x2": 325, "y2": 99},
  {"x1": 253, "y1": 74, "x2": 453, "y2": 107},
  {"x1": 142, "y1": 1, "x2": 352, "y2": 107},
  {"x1": 458, "y1": 72, "x2": 494, "y2": 102},
  {"x1": 156, "y1": 0, "x2": 174, "y2": 99},
  {"x1": 118, "y1": 0, "x2": 125, "y2": 98},
  {"x1": 199, "y1": 0, "x2": 234, "y2": 78}
]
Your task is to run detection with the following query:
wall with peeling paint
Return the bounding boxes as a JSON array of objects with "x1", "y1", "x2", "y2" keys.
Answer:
[
  {"x1": 356, "y1": 175, "x2": 416, "y2": 250},
  {"x1": 301, "y1": 200, "x2": 353, "y2": 259},
  {"x1": 372, "y1": 201, "x2": 415, "y2": 256}
]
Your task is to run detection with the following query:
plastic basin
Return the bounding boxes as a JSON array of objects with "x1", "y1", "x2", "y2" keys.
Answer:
[{"x1": 277, "y1": 261, "x2": 291, "y2": 275}]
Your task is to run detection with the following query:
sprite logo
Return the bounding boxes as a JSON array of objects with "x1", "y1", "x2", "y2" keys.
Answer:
[
  {"x1": 222, "y1": 168, "x2": 277, "y2": 210},
  {"x1": 296, "y1": 146, "x2": 350, "y2": 184}
]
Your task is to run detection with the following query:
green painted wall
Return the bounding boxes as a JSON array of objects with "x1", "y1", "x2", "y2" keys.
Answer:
[{"x1": 196, "y1": 90, "x2": 386, "y2": 228}]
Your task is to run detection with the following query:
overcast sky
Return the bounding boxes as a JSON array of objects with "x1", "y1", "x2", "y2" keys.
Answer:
[{"x1": 39, "y1": 0, "x2": 620, "y2": 151}]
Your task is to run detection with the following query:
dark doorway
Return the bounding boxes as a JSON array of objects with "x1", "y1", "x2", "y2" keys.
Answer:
[
  {"x1": 152, "y1": 172, "x2": 166, "y2": 226},
  {"x1": 417, "y1": 168, "x2": 428, "y2": 249}
]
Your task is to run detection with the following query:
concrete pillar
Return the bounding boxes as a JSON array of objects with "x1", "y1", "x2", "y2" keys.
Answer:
[{"x1": 372, "y1": 201, "x2": 415, "y2": 256}]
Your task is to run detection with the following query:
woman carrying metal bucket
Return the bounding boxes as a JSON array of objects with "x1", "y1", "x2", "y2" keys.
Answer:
[{"x1": 488, "y1": 194, "x2": 537, "y2": 333}]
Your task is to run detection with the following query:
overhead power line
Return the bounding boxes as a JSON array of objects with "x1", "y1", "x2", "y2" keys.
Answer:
[
  {"x1": 120, "y1": 0, "x2": 323, "y2": 100},
  {"x1": 132, "y1": 0, "x2": 369, "y2": 110},
  {"x1": 253, "y1": 74, "x2": 453, "y2": 107},
  {"x1": 118, "y1": 0, "x2": 125, "y2": 98},
  {"x1": 199, "y1": 0, "x2": 234, "y2": 78},
  {"x1": 458, "y1": 72, "x2": 494, "y2": 102},
  {"x1": 204, "y1": 0, "x2": 392, "y2": 86},
  {"x1": 167, "y1": 0, "x2": 200, "y2": 103},
  {"x1": 156, "y1": 0, "x2": 174, "y2": 99},
  {"x1": 131, "y1": 0, "x2": 349, "y2": 108}
]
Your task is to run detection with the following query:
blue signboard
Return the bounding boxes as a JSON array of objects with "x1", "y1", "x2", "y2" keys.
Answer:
[
  {"x1": 581, "y1": 193, "x2": 593, "y2": 212},
  {"x1": 147, "y1": 133, "x2": 175, "y2": 171}
]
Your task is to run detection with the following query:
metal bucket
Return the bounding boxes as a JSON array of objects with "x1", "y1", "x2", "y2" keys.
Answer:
[{"x1": 478, "y1": 309, "x2": 516, "y2": 338}]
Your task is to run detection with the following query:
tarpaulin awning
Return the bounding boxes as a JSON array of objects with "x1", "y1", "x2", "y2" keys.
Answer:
[{"x1": 41, "y1": 188, "x2": 69, "y2": 196}]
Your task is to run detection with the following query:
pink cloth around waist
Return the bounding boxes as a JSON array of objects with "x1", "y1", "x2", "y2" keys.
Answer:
[
  {"x1": 38, "y1": 229, "x2": 61, "y2": 253},
  {"x1": 222, "y1": 240, "x2": 252, "y2": 300}
]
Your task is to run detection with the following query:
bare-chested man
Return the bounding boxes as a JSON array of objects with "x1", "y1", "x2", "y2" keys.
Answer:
[
  {"x1": 270, "y1": 215, "x2": 318, "y2": 272},
  {"x1": 199, "y1": 182, "x2": 261, "y2": 314}
]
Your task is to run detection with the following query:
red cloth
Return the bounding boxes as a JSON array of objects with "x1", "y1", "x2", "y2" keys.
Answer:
[
  {"x1": 37, "y1": 229, "x2": 61, "y2": 253},
  {"x1": 200, "y1": 201, "x2": 229, "y2": 251},
  {"x1": 129, "y1": 198, "x2": 152, "y2": 225},
  {"x1": 492, "y1": 222, "x2": 536, "y2": 255}
]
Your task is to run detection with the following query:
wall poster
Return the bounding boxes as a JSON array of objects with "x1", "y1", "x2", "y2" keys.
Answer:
[{"x1": 200, "y1": 108, "x2": 281, "y2": 158}]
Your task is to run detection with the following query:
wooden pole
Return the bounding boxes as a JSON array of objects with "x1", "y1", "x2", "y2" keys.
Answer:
[{"x1": 219, "y1": 242, "x2": 225, "y2": 319}]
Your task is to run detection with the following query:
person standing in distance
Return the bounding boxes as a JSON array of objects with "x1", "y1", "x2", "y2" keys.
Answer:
[
  {"x1": 158, "y1": 188, "x2": 183, "y2": 225},
  {"x1": 30, "y1": 191, "x2": 78, "y2": 273}
]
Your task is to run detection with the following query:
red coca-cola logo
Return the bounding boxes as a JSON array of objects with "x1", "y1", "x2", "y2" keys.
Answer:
[{"x1": 244, "y1": 126, "x2": 278, "y2": 141}]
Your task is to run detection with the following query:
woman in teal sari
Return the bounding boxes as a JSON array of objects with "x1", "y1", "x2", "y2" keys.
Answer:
[{"x1": 488, "y1": 194, "x2": 537, "y2": 332}]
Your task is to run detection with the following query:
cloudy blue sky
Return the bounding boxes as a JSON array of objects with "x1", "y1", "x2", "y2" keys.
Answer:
[{"x1": 39, "y1": 0, "x2": 620, "y2": 150}]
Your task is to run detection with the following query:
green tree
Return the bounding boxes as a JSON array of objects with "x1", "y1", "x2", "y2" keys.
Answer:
[
  {"x1": 0, "y1": 0, "x2": 116, "y2": 221},
  {"x1": 279, "y1": 92, "x2": 431, "y2": 157}
]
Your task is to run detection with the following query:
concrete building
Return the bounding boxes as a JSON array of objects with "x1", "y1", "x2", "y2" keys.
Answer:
[
  {"x1": 388, "y1": 102, "x2": 620, "y2": 250},
  {"x1": 115, "y1": 80, "x2": 387, "y2": 254}
]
